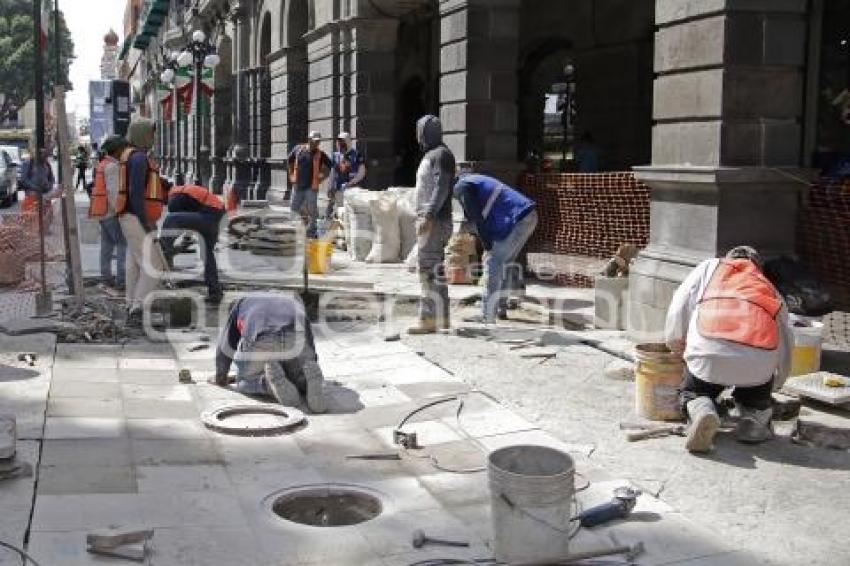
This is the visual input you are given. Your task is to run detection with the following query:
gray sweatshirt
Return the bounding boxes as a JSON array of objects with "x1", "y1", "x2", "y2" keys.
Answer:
[{"x1": 414, "y1": 115, "x2": 456, "y2": 222}]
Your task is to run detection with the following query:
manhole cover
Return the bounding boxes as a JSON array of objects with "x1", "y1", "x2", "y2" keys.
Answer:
[
  {"x1": 201, "y1": 403, "x2": 305, "y2": 436},
  {"x1": 269, "y1": 486, "x2": 383, "y2": 527}
]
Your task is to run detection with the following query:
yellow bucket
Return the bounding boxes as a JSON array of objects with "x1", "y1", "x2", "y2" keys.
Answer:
[
  {"x1": 634, "y1": 343, "x2": 684, "y2": 421},
  {"x1": 306, "y1": 239, "x2": 334, "y2": 274},
  {"x1": 790, "y1": 324, "x2": 823, "y2": 377}
]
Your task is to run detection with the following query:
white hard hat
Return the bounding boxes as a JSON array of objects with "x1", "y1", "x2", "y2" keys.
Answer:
[
  {"x1": 337, "y1": 132, "x2": 351, "y2": 143},
  {"x1": 309, "y1": 131, "x2": 322, "y2": 141}
]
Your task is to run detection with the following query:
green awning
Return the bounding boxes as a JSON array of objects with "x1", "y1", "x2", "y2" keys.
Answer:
[
  {"x1": 119, "y1": 36, "x2": 134, "y2": 60},
  {"x1": 133, "y1": 0, "x2": 170, "y2": 49}
]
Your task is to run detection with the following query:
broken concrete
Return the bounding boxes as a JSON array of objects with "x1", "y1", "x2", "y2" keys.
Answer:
[{"x1": 794, "y1": 409, "x2": 850, "y2": 450}]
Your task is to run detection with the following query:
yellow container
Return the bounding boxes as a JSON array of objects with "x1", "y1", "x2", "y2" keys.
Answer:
[
  {"x1": 634, "y1": 343, "x2": 684, "y2": 421},
  {"x1": 306, "y1": 239, "x2": 334, "y2": 274},
  {"x1": 790, "y1": 324, "x2": 823, "y2": 377}
]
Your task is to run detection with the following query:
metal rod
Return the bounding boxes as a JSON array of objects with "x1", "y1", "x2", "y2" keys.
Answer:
[
  {"x1": 34, "y1": 0, "x2": 49, "y2": 311},
  {"x1": 175, "y1": 80, "x2": 183, "y2": 185},
  {"x1": 54, "y1": 0, "x2": 74, "y2": 294},
  {"x1": 194, "y1": 54, "x2": 202, "y2": 185}
]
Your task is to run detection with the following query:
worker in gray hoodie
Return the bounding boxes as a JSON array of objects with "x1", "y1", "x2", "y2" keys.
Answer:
[{"x1": 409, "y1": 115, "x2": 456, "y2": 334}]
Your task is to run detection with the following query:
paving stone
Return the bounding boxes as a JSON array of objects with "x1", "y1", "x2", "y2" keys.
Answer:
[
  {"x1": 127, "y1": 418, "x2": 210, "y2": 440},
  {"x1": 120, "y1": 384, "x2": 193, "y2": 402},
  {"x1": 0, "y1": 441, "x2": 38, "y2": 548},
  {"x1": 44, "y1": 417, "x2": 127, "y2": 439},
  {"x1": 119, "y1": 357, "x2": 177, "y2": 371},
  {"x1": 122, "y1": 399, "x2": 199, "y2": 420},
  {"x1": 28, "y1": 530, "x2": 125, "y2": 566},
  {"x1": 40, "y1": 439, "x2": 133, "y2": 468},
  {"x1": 216, "y1": 434, "x2": 310, "y2": 469},
  {"x1": 375, "y1": 420, "x2": 463, "y2": 448},
  {"x1": 131, "y1": 439, "x2": 221, "y2": 466},
  {"x1": 794, "y1": 409, "x2": 850, "y2": 450},
  {"x1": 116, "y1": 369, "x2": 181, "y2": 385},
  {"x1": 477, "y1": 429, "x2": 596, "y2": 458},
  {"x1": 358, "y1": 508, "x2": 488, "y2": 559},
  {"x1": 442, "y1": 407, "x2": 539, "y2": 439},
  {"x1": 51, "y1": 367, "x2": 121, "y2": 383},
  {"x1": 147, "y1": 526, "x2": 264, "y2": 566},
  {"x1": 49, "y1": 380, "x2": 121, "y2": 399},
  {"x1": 352, "y1": 385, "x2": 411, "y2": 408},
  {"x1": 395, "y1": 381, "x2": 472, "y2": 400},
  {"x1": 37, "y1": 465, "x2": 137, "y2": 495},
  {"x1": 54, "y1": 344, "x2": 121, "y2": 366},
  {"x1": 253, "y1": 524, "x2": 377, "y2": 566},
  {"x1": 47, "y1": 397, "x2": 124, "y2": 418},
  {"x1": 136, "y1": 464, "x2": 232, "y2": 493}
]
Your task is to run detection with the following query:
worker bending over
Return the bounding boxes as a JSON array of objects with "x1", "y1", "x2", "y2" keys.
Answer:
[
  {"x1": 215, "y1": 295, "x2": 326, "y2": 414},
  {"x1": 453, "y1": 174, "x2": 538, "y2": 323},
  {"x1": 160, "y1": 184, "x2": 225, "y2": 305},
  {"x1": 665, "y1": 246, "x2": 792, "y2": 453}
]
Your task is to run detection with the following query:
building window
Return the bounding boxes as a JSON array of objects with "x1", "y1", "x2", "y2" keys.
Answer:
[{"x1": 308, "y1": 0, "x2": 316, "y2": 30}]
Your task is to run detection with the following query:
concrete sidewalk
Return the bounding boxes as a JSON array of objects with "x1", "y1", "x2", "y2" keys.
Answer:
[{"x1": 0, "y1": 316, "x2": 752, "y2": 565}]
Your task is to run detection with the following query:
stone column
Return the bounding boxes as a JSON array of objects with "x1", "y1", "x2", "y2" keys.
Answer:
[
  {"x1": 439, "y1": 0, "x2": 522, "y2": 179},
  {"x1": 343, "y1": 17, "x2": 398, "y2": 189},
  {"x1": 628, "y1": 0, "x2": 813, "y2": 339}
]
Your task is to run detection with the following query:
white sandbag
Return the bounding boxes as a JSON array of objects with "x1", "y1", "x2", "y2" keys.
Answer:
[
  {"x1": 405, "y1": 243, "x2": 418, "y2": 270},
  {"x1": 366, "y1": 196, "x2": 401, "y2": 263},
  {"x1": 344, "y1": 189, "x2": 378, "y2": 261},
  {"x1": 388, "y1": 186, "x2": 417, "y2": 259}
]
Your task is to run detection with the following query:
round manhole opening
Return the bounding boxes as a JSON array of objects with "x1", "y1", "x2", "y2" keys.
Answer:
[
  {"x1": 201, "y1": 403, "x2": 305, "y2": 436},
  {"x1": 271, "y1": 486, "x2": 383, "y2": 527}
]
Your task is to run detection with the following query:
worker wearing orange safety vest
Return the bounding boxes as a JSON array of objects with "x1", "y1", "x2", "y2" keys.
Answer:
[
  {"x1": 160, "y1": 184, "x2": 226, "y2": 305},
  {"x1": 665, "y1": 246, "x2": 793, "y2": 453},
  {"x1": 287, "y1": 131, "x2": 332, "y2": 238},
  {"x1": 88, "y1": 135, "x2": 129, "y2": 289},
  {"x1": 117, "y1": 118, "x2": 169, "y2": 322}
]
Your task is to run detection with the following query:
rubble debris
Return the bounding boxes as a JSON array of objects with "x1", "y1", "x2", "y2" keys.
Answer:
[
  {"x1": 188, "y1": 343, "x2": 209, "y2": 352},
  {"x1": 771, "y1": 393, "x2": 802, "y2": 421},
  {"x1": 86, "y1": 530, "x2": 153, "y2": 562},
  {"x1": 16, "y1": 353, "x2": 37, "y2": 366},
  {"x1": 0, "y1": 458, "x2": 33, "y2": 481},
  {"x1": 178, "y1": 369, "x2": 193, "y2": 384},
  {"x1": 620, "y1": 421, "x2": 686, "y2": 442},
  {"x1": 228, "y1": 210, "x2": 299, "y2": 257},
  {"x1": 383, "y1": 332, "x2": 401, "y2": 342}
]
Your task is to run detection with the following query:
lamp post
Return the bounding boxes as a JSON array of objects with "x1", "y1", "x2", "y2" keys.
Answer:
[
  {"x1": 177, "y1": 30, "x2": 219, "y2": 186},
  {"x1": 160, "y1": 52, "x2": 185, "y2": 186}
]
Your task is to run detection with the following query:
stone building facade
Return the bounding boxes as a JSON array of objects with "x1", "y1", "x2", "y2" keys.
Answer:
[{"x1": 120, "y1": 0, "x2": 848, "y2": 337}]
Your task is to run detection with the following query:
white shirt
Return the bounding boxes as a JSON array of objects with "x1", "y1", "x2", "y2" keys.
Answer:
[
  {"x1": 101, "y1": 157, "x2": 121, "y2": 218},
  {"x1": 665, "y1": 258, "x2": 793, "y2": 388}
]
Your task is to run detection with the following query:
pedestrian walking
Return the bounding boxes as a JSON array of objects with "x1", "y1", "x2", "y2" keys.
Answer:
[
  {"x1": 453, "y1": 174, "x2": 538, "y2": 322},
  {"x1": 160, "y1": 184, "x2": 225, "y2": 305},
  {"x1": 116, "y1": 118, "x2": 168, "y2": 323},
  {"x1": 88, "y1": 135, "x2": 128, "y2": 290},
  {"x1": 325, "y1": 132, "x2": 366, "y2": 219},
  {"x1": 73, "y1": 144, "x2": 89, "y2": 192},
  {"x1": 408, "y1": 115, "x2": 456, "y2": 335},
  {"x1": 214, "y1": 295, "x2": 326, "y2": 414},
  {"x1": 287, "y1": 131, "x2": 332, "y2": 238},
  {"x1": 666, "y1": 246, "x2": 793, "y2": 453}
]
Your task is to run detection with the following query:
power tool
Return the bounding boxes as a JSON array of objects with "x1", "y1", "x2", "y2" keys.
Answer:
[{"x1": 577, "y1": 486, "x2": 641, "y2": 527}]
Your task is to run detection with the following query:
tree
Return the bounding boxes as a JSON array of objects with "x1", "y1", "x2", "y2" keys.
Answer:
[{"x1": 0, "y1": 0, "x2": 75, "y2": 123}]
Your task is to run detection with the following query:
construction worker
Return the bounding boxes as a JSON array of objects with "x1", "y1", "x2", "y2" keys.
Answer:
[
  {"x1": 287, "y1": 131, "x2": 332, "y2": 238},
  {"x1": 117, "y1": 118, "x2": 168, "y2": 323},
  {"x1": 325, "y1": 132, "x2": 366, "y2": 219},
  {"x1": 408, "y1": 115, "x2": 456, "y2": 335},
  {"x1": 19, "y1": 148, "x2": 57, "y2": 226},
  {"x1": 666, "y1": 246, "x2": 793, "y2": 453},
  {"x1": 160, "y1": 184, "x2": 225, "y2": 305},
  {"x1": 88, "y1": 135, "x2": 128, "y2": 290},
  {"x1": 453, "y1": 174, "x2": 538, "y2": 323},
  {"x1": 214, "y1": 295, "x2": 326, "y2": 414}
]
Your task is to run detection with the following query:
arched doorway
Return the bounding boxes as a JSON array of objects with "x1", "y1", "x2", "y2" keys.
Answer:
[
  {"x1": 210, "y1": 34, "x2": 232, "y2": 193},
  {"x1": 287, "y1": 0, "x2": 309, "y2": 153},
  {"x1": 518, "y1": 41, "x2": 575, "y2": 170}
]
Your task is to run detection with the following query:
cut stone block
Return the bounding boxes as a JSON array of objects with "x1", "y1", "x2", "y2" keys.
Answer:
[
  {"x1": 793, "y1": 410, "x2": 850, "y2": 450},
  {"x1": 44, "y1": 417, "x2": 127, "y2": 440},
  {"x1": 0, "y1": 414, "x2": 15, "y2": 459},
  {"x1": 594, "y1": 276, "x2": 629, "y2": 331},
  {"x1": 37, "y1": 465, "x2": 137, "y2": 495}
]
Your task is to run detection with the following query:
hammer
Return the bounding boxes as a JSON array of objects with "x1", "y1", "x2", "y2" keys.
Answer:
[{"x1": 411, "y1": 529, "x2": 470, "y2": 549}]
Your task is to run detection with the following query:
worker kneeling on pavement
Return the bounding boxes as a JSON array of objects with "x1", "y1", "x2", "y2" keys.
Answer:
[
  {"x1": 214, "y1": 295, "x2": 326, "y2": 414},
  {"x1": 665, "y1": 246, "x2": 793, "y2": 453},
  {"x1": 453, "y1": 174, "x2": 538, "y2": 323},
  {"x1": 160, "y1": 184, "x2": 225, "y2": 305}
]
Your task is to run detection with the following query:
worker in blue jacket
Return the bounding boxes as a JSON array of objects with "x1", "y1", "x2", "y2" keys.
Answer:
[{"x1": 453, "y1": 174, "x2": 538, "y2": 323}]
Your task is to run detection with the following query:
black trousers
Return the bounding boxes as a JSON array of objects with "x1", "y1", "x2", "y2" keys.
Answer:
[
  {"x1": 75, "y1": 167, "x2": 87, "y2": 189},
  {"x1": 678, "y1": 366, "x2": 773, "y2": 415}
]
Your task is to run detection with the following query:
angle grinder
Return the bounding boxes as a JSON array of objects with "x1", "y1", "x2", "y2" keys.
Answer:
[{"x1": 576, "y1": 486, "x2": 641, "y2": 528}]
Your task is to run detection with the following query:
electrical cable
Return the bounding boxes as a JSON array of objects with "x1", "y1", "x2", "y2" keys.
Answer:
[{"x1": 0, "y1": 539, "x2": 44, "y2": 566}]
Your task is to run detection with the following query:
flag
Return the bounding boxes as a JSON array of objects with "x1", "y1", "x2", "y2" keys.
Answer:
[
  {"x1": 39, "y1": 0, "x2": 51, "y2": 53},
  {"x1": 160, "y1": 92, "x2": 174, "y2": 122}
]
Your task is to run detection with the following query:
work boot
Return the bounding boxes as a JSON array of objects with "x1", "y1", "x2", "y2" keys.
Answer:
[
  {"x1": 302, "y1": 359, "x2": 327, "y2": 414},
  {"x1": 263, "y1": 363, "x2": 302, "y2": 408},
  {"x1": 684, "y1": 397, "x2": 721, "y2": 453},
  {"x1": 407, "y1": 318, "x2": 438, "y2": 335},
  {"x1": 735, "y1": 407, "x2": 774, "y2": 444}
]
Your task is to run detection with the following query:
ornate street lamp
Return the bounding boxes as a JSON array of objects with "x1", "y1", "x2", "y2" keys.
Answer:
[
  {"x1": 159, "y1": 50, "x2": 185, "y2": 186},
  {"x1": 177, "y1": 29, "x2": 220, "y2": 186}
]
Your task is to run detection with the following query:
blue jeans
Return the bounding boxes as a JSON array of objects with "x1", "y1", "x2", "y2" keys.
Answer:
[
  {"x1": 483, "y1": 210, "x2": 538, "y2": 320},
  {"x1": 233, "y1": 331, "x2": 314, "y2": 394},
  {"x1": 291, "y1": 189, "x2": 319, "y2": 239},
  {"x1": 99, "y1": 217, "x2": 126, "y2": 285},
  {"x1": 161, "y1": 211, "x2": 223, "y2": 296}
]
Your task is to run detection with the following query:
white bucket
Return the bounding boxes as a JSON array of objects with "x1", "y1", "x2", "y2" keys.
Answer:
[{"x1": 488, "y1": 445, "x2": 575, "y2": 564}]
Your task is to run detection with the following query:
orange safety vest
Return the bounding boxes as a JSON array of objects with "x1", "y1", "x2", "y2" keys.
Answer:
[
  {"x1": 168, "y1": 184, "x2": 225, "y2": 210},
  {"x1": 697, "y1": 259, "x2": 782, "y2": 350},
  {"x1": 288, "y1": 145, "x2": 324, "y2": 191},
  {"x1": 115, "y1": 147, "x2": 167, "y2": 223},
  {"x1": 88, "y1": 159, "x2": 109, "y2": 218}
]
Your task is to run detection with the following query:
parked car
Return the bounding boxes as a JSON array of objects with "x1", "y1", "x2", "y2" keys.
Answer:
[{"x1": 0, "y1": 149, "x2": 19, "y2": 207}]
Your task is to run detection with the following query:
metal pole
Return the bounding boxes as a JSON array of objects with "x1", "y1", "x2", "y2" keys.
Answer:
[
  {"x1": 54, "y1": 0, "x2": 74, "y2": 294},
  {"x1": 34, "y1": 0, "x2": 51, "y2": 315},
  {"x1": 194, "y1": 52, "x2": 202, "y2": 185},
  {"x1": 175, "y1": 81, "x2": 184, "y2": 185}
]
